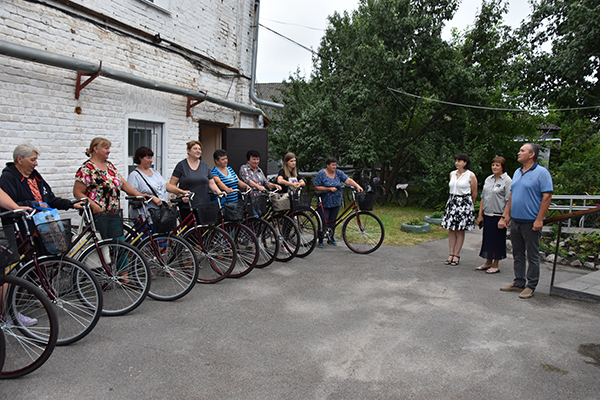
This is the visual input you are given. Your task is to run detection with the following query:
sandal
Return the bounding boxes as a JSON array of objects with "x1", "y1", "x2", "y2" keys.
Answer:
[
  {"x1": 450, "y1": 255, "x2": 460, "y2": 266},
  {"x1": 476, "y1": 264, "x2": 492, "y2": 270},
  {"x1": 486, "y1": 267, "x2": 500, "y2": 274},
  {"x1": 444, "y1": 254, "x2": 455, "y2": 265}
]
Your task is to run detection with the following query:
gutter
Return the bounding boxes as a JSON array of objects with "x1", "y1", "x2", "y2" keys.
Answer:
[
  {"x1": 0, "y1": 39, "x2": 264, "y2": 116},
  {"x1": 250, "y1": 0, "x2": 284, "y2": 109}
]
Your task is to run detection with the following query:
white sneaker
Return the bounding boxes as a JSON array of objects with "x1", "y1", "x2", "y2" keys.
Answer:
[{"x1": 4, "y1": 313, "x2": 38, "y2": 327}]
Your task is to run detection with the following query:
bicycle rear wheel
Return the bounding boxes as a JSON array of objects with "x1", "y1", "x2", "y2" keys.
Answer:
[
  {"x1": 138, "y1": 234, "x2": 198, "y2": 301},
  {"x1": 78, "y1": 239, "x2": 151, "y2": 316},
  {"x1": 182, "y1": 226, "x2": 237, "y2": 283},
  {"x1": 1, "y1": 274, "x2": 58, "y2": 379},
  {"x1": 396, "y1": 189, "x2": 408, "y2": 207},
  {"x1": 272, "y1": 214, "x2": 300, "y2": 262},
  {"x1": 374, "y1": 185, "x2": 387, "y2": 206},
  {"x1": 246, "y1": 217, "x2": 279, "y2": 268},
  {"x1": 291, "y1": 211, "x2": 317, "y2": 258},
  {"x1": 342, "y1": 211, "x2": 385, "y2": 254},
  {"x1": 16, "y1": 256, "x2": 103, "y2": 346},
  {"x1": 224, "y1": 222, "x2": 259, "y2": 279}
]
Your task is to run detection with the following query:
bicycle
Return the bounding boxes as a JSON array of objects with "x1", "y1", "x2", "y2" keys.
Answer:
[
  {"x1": 238, "y1": 189, "x2": 280, "y2": 268},
  {"x1": 169, "y1": 193, "x2": 238, "y2": 283},
  {"x1": 1, "y1": 213, "x2": 59, "y2": 379},
  {"x1": 390, "y1": 182, "x2": 409, "y2": 207},
  {"x1": 6, "y1": 204, "x2": 103, "y2": 346},
  {"x1": 67, "y1": 201, "x2": 151, "y2": 316},
  {"x1": 124, "y1": 196, "x2": 199, "y2": 301},
  {"x1": 314, "y1": 187, "x2": 385, "y2": 254},
  {"x1": 284, "y1": 189, "x2": 318, "y2": 258},
  {"x1": 213, "y1": 193, "x2": 259, "y2": 279},
  {"x1": 261, "y1": 190, "x2": 301, "y2": 262}
]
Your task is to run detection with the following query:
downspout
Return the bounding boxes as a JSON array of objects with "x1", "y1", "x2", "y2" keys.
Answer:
[
  {"x1": 0, "y1": 39, "x2": 263, "y2": 116},
  {"x1": 250, "y1": 0, "x2": 284, "y2": 109}
]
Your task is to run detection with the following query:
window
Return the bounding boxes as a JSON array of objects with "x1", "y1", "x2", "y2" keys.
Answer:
[
  {"x1": 128, "y1": 120, "x2": 164, "y2": 175},
  {"x1": 138, "y1": 0, "x2": 172, "y2": 14}
]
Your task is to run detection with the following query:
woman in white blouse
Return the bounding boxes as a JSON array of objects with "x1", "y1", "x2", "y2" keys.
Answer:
[
  {"x1": 475, "y1": 156, "x2": 511, "y2": 274},
  {"x1": 441, "y1": 153, "x2": 478, "y2": 266}
]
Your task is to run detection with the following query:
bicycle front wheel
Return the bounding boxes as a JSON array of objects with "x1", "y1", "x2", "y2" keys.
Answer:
[
  {"x1": 224, "y1": 222, "x2": 259, "y2": 279},
  {"x1": 374, "y1": 185, "x2": 387, "y2": 206},
  {"x1": 272, "y1": 214, "x2": 300, "y2": 262},
  {"x1": 183, "y1": 226, "x2": 237, "y2": 283},
  {"x1": 291, "y1": 211, "x2": 317, "y2": 258},
  {"x1": 396, "y1": 189, "x2": 408, "y2": 207},
  {"x1": 342, "y1": 211, "x2": 385, "y2": 254},
  {"x1": 78, "y1": 239, "x2": 151, "y2": 316},
  {"x1": 16, "y1": 256, "x2": 103, "y2": 346},
  {"x1": 138, "y1": 234, "x2": 198, "y2": 301},
  {"x1": 1, "y1": 274, "x2": 58, "y2": 379},
  {"x1": 246, "y1": 217, "x2": 279, "y2": 268}
]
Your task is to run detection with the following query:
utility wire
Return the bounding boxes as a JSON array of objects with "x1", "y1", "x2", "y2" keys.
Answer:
[{"x1": 260, "y1": 23, "x2": 600, "y2": 113}]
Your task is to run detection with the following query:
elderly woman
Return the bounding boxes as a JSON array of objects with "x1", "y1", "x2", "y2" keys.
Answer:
[
  {"x1": 73, "y1": 137, "x2": 152, "y2": 227},
  {"x1": 441, "y1": 153, "x2": 478, "y2": 266},
  {"x1": 277, "y1": 152, "x2": 306, "y2": 193},
  {"x1": 239, "y1": 150, "x2": 281, "y2": 195},
  {"x1": 0, "y1": 143, "x2": 80, "y2": 210},
  {"x1": 475, "y1": 156, "x2": 511, "y2": 274},
  {"x1": 127, "y1": 146, "x2": 189, "y2": 222},
  {"x1": 313, "y1": 157, "x2": 363, "y2": 247},
  {"x1": 169, "y1": 141, "x2": 223, "y2": 219},
  {"x1": 210, "y1": 149, "x2": 249, "y2": 204}
]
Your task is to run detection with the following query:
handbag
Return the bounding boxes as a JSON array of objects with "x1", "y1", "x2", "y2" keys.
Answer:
[
  {"x1": 270, "y1": 193, "x2": 291, "y2": 212},
  {"x1": 135, "y1": 170, "x2": 177, "y2": 232}
]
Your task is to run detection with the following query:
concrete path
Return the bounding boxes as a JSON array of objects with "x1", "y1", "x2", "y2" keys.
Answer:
[{"x1": 2, "y1": 229, "x2": 599, "y2": 399}]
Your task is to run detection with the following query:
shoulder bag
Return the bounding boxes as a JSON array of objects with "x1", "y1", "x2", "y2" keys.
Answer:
[{"x1": 135, "y1": 170, "x2": 177, "y2": 233}]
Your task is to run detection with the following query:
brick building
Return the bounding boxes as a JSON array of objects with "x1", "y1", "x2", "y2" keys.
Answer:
[{"x1": 0, "y1": 0, "x2": 270, "y2": 205}]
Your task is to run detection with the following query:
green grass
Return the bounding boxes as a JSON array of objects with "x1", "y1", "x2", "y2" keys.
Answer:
[{"x1": 372, "y1": 204, "x2": 448, "y2": 247}]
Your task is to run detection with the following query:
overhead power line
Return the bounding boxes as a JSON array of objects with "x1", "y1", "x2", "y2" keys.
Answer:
[{"x1": 259, "y1": 23, "x2": 600, "y2": 113}]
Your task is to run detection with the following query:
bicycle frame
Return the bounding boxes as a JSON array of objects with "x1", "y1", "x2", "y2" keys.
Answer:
[{"x1": 314, "y1": 188, "x2": 361, "y2": 233}]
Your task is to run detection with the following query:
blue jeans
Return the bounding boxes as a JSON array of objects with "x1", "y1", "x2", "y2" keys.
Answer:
[
  {"x1": 510, "y1": 221, "x2": 541, "y2": 291},
  {"x1": 318, "y1": 206, "x2": 340, "y2": 242}
]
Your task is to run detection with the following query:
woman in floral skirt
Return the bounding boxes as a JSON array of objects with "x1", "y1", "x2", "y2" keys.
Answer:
[{"x1": 441, "y1": 153, "x2": 478, "y2": 266}]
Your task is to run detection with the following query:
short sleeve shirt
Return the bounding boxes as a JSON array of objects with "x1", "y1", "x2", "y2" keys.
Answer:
[
  {"x1": 277, "y1": 168, "x2": 301, "y2": 194},
  {"x1": 75, "y1": 160, "x2": 122, "y2": 212},
  {"x1": 127, "y1": 168, "x2": 168, "y2": 221},
  {"x1": 510, "y1": 163, "x2": 553, "y2": 222},
  {"x1": 314, "y1": 168, "x2": 348, "y2": 208},
  {"x1": 172, "y1": 159, "x2": 213, "y2": 206},
  {"x1": 239, "y1": 163, "x2": 268, "y2": 197},
  {"x1": 481, "y1": 172, "x2": 511, "y2": 216},
  {"x1": 210, "y1": 166, "x2": 239, "y2": 204}
]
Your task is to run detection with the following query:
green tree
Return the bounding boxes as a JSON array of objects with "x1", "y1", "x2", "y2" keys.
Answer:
[{"x1": 270, "y1": 0, "x2": 538, "y2": 206}]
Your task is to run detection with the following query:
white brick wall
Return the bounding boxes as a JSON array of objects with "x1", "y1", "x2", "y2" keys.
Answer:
[{"x1": 0, "y1": 0, "x2": 260, "y2": 202}]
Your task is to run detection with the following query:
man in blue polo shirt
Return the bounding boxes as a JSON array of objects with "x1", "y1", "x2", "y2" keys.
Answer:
[{"x1": 498, "y1": 143, "x2": 553, "y2": 299}]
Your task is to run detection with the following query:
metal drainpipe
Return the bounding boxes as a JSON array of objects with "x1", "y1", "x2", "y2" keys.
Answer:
[
  {"x1": 250, "y1": 0, "x2": 284, "y2": 110},
  {"x1": 0, "y1": 39, "x2": 264, "y2": 116}
]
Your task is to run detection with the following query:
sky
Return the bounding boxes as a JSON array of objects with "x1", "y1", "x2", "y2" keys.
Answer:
[{"x1": 255, "y1": 0, "x2": 532, "y2": 83}]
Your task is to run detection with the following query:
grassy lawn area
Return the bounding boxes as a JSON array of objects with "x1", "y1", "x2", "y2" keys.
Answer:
[{"x1": 372, "y1": 204, "x2": 449, "y2": 247}]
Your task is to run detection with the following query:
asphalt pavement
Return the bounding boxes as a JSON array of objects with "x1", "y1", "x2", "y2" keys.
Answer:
[{"x1": 2, "y1": 228, "x2": 599, "y2": 399}]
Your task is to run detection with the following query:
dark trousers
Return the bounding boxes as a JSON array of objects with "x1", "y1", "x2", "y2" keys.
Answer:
[
  {"x1": 510, "y1": 221, "x2": 541, "y2": 290},
  {"x1": 318, "y1": 205, "x2": 340, "y2": 242}
]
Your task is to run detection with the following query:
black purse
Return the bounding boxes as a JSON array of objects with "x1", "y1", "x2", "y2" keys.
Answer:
[{"x1": 135, "y1": 170, "x2": 178, "y2": 233}]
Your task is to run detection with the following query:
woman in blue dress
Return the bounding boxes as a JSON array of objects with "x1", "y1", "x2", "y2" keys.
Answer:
[{"x1": 313, "y1": 157, "x2": 363, "y2": 247}]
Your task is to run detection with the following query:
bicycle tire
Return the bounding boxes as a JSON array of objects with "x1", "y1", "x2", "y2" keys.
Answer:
[
  {"x1": 223, "y1": 222, "x2": 259, "y2": 279},
  {"x1": 290, "y1": 211, "x2": 317, "y2": 258},
  {"x1": 396, "y1": 189, "x2": 408, "y2": 207},
  {"x1": 374, "y1": 185, "x2": 387, "y2": 206},
  {"x1": 271, "y1": 214, "x2": 300, "y2": 262},
  {"x1": 296, "y1": 206, "x2": 323, "y2": 233},
  {"x1": 1, "y1": 274, "x2": 58, "y2": 379},
  {"x1": 138, "y1": 234, "x2": 198, "y2": 301},
  {"x1": 77, "y1": 239, "x2": 151, "y2": 316},
  {"x1": 182, "y1": 225, "x2": 237, "y2": 283},
  {"x1": 342, "y1": 211, "x2": 385, "y2": 254},
  {"x1": 16, "y1": 256, "x2": 103, "y2": 346},
  {"x1": 246, "y1": 217, "x2": 279, "y2": 268}
]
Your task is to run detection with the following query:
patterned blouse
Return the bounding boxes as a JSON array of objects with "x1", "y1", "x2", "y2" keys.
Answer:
[
  {"x1": 239, "y1": 163, "x2": 268, "y2": 197},
  {"x1": 75, "y1": 160, "x2": 122, "y2": 212},
  {"x1": 314, "y1": 168, "x2": 349, "y2": 208}
]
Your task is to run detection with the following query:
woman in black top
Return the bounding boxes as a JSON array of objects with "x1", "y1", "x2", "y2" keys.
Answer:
[{"x1": 277, "y1": 153, "x2": 306, "y2": 193}]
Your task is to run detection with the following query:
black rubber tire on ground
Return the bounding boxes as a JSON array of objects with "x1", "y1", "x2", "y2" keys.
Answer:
[
  {"x1": 342, "y1": 211, "x2": 385, "y2": 254},
  {"x1": 15, "y1": 256, "x2": 103, "y2": 346},
  {"x1": 223, "y1": 222, "x2": 259, "y2": 278},
  {"x1": 246, "y1": 217, "x2": 280, "y2": 269},
  {"x1": 290, "y1": 211, "x2": 317, "y2": 258},
  {"x1": 1, "y1": 274, "x2": 58, "y2": 379},
  {"x1": 271, "y1": 214, "x2": 300, "y2": 262},
  {"x1": 182, "y1": 225, "x2": 237, "y2": 283}
]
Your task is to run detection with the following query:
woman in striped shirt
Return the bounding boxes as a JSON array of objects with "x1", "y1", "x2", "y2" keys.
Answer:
[{"x1": 211, "y1": 149, "x2": 249, "y2": 203}]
